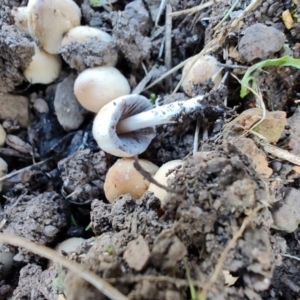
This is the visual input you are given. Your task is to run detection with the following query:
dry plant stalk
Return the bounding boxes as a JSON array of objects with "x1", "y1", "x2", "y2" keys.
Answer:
[{"x1": 0, "y1": 233, "x2": 128, "y2": 300}]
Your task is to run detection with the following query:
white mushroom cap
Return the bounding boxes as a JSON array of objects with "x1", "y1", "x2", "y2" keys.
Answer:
[
  {"x1": 0, "y1": 157, "x2": 8, "y2": 192},
  {"x1": 11, "y1": 6, "x2": 29, "y2": 33},
  {"x1": 104, "y1": 158, "x2": 159, "y2": 203},
  {"x1": 24, "y1": 44, "x2": 62, "y2": 84},
  {"x1": 74, "y1": 66, "x2": 131, "y2": 113},
  {"x1": 182, "y1": 55, "x2": 222, "y2": 96},
  {"x1": 61, "y1": 26, "x2": 113, "y2": 46},
  {"x1": 27, "y1": 0, "x2": 81, "y2": 54},
  {"x1": 0, "y1": 125, "x2": 6, "y2": 147},
  {"x1": 92, "y1": 94, "x2": 156, "y2": 157},
  {"x1": 55, "y1": 237, "x2": 86, "y2": 254},
  {"x1": 148, "y1": 160, "x2": 182, "y2": 205}
]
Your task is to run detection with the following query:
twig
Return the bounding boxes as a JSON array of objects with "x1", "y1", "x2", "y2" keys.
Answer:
[
  {"x1": 132, "y1": 65, "x2": 162, "y2": 94},
  {"x1": 164, "y1": 3, "x2": 172, "y2": 91},
  {"x1": 213, "y1": 0, "x2": 239, "y2": 31},
  {"x1": 193, "y1": 118, "x2": 201, "y2": 154},
  {"x1": 0, "y1": 233, "x2": 128, "y2": 300},
  {"x1": 169, "y1": 0, "x2": 220, "y2": 17},
  {"x1": 257, "y1": 140, "x2": 300, "y2": 166},
  {"x1": 0, "y1": 157, "x2": 52, "y2": 182},
  {"x1": 133, "y1": 155, "x2": 179, "y2": 193},
  {"x1": 155, "y1": 0, "x2": 168, "y2": 27}
]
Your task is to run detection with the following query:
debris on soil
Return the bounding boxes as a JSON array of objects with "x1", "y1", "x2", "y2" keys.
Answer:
[
  {"x1": 233, "y1": 137, "x2": 273, "y2": 178},
  {"x1": 238, "y1": 23, "x2": 286, "y2": 62},
  {"x1": 62, "y1": 144, "x2": 274, "y2": 299},
  {"x1": 60, "y1": 38, "x2": 118, "y2": 72},
  {"x1": 1, "y1": 192, "x2": 68, "y2": 262},
  {"x1": 58, "y1": 149, "x2": 107, "y2": 205},
  {"x1": 54, "y1": 74, "x2": 88, "y2": 131},
  {"x1": 111, "y1": 0, "x2": 151, "y2": 67},
  {"x1": 13, "y1": 264, "x2": 58, "y2": 299},
  {"x1": 0, "y1": 94, "x2": 30, "y2": 128},
  {"x1": 223, "y1": 108, "x2": 286, "y2": 143},
  {"x1": 1, "y1": 0, "x2": 300, "y2": 298},
  {"x1": 123, "y1": 235, "x2": 150, "y2": 271}
]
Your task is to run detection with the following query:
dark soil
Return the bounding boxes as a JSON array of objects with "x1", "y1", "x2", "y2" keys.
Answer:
[{"x1": 0, "y1": 0, "x2": 300, "y2": 299}]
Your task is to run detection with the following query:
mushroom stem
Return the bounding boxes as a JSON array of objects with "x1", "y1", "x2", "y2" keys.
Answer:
[{"x1": 116, "y1": 95, "x2": 205, "y2": 134}]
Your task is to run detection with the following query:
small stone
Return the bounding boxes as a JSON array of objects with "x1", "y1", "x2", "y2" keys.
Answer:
[
  {"x1": 54, "y1": 75, "x2": 88, "y2": 131},
  {"x1": 43, "y1": 225, "x2": 58, "y2": 237},
  {"x1": 272, "y1": 188, "x2": 300, "y2": 232},
  {"x1": 270, "y1": 160, "x2": 282, "y2": 172},
  {"x1": 238, "y1": 23, "x2": 286, "y2": 62},
  {"x1": 123, "y1": 235, "x2": 150, "y2": 271},
  {"x1": 0, "y1": 94, "x2": 30, "y2": 127},
  {"x1": 33, "y1": 98, "x2": 49, "y2": 114}
]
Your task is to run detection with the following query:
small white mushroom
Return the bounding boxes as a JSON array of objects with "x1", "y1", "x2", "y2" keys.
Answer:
[
  {"x1": 104, "y1": 157, "x2": 159, "y2": 203},
  {"x1": 0, "y1": 157, "x2": 8, "y2": 192},
  {"x1": 11, "y1": 6, "x2": 29, "y2": 33},
  {"x1": 27, "y1": 0, "x2": 81, "y2": 54},
  {"x1": 24, "y1": 44, "x2": 62, "y2": 84},
  {"x1": 74, "y1": 66, "x2": 130, "y2": 113},
  {"x1": 93, "y1": 93, "x2": 225, "y2": 157},
  {"x1": 55, "y1": 237, "x2": 86, "y2": 254},
  {"x1": 61, "y1": 26, "x2": 113, "y2": 45},
  {"x1": 148, "y1": 160, "x2": 182, "y2": 205},
  {"x1": 0, "y1": 125, "x2": 6, "y2": 147},
  {"x1": 182, "y1": 55, "x2": 222, "y2": 96}
]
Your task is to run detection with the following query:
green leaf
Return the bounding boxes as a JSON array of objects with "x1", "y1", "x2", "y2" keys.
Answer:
[{"x1": 240, "y1": 56, "x2": 300, "y2": 98}]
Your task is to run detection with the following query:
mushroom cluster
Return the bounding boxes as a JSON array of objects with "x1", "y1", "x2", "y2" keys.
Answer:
[{"x1": 11, "y1": 1, "x2": 224, "y2": 206}]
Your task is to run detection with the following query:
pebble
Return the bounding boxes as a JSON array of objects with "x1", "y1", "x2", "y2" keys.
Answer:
[
  {"x1": 54, "y1": 75, "x2": 88, "y2": 131},
  {"x1": 238, "y1": 23, "x2": 286, "y2": 62}
]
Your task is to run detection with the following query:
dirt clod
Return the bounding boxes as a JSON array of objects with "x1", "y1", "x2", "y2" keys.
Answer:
[{"x1": 0, "y1": 24, "x2": 34, "y2": 93}]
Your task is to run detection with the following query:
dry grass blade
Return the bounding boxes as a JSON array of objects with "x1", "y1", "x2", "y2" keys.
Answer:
[
  {"x1": 0, "y1": 233, "x2": 129, "y2": 300},
  {"x1": 168, "y1": 0, "x2": 220, "y2": 17},
  {"x1": 258, "y1": 141, "x2": 300, "y2": 166}
]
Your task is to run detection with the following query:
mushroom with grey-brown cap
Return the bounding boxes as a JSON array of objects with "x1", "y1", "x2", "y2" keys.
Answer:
[
  {"x1": 92, "y1": 93, "x2": 224, "y2": 157},
  {"x1": 92, "y1": 94, "x2": 156, "y2": 157}
]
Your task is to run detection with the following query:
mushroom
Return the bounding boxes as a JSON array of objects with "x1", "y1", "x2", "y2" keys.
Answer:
[
  {"x1": 11, "y1": 6, "x2": 29, "y2": 33},
  {"x1": 61, "y1": 26, "x2": 113, "y2": 45},
  {"x1": 24, "y1": 44, "x2": 62, "y2": 84},
  {"x1": 74, "y1": 66, "x2": 131, "y2": 113},
  {"x1": 55, "y1": 237, "x2": 86, "y2": 254},
  {"x1": 27, "y1": 0, "x2": 81, "y2": 54},
  {"x1": 104, "y1": 157, "x2": 158, "y2": 203},
  {"x1": 182, "y1": 55, "x2": 222, "y2": 96},
  {"x1": 92, "y1": 93, "x2": 224, "y2": 157},
  {"x1": 148, "y1": 160, "x2": 182, "y2": 205},
  {"x1": 0, "y1": 157, "x2": 7, "y2": 192},
  {"x1": 0, "y1": 125, "x2": 6, "y2": 147}
]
